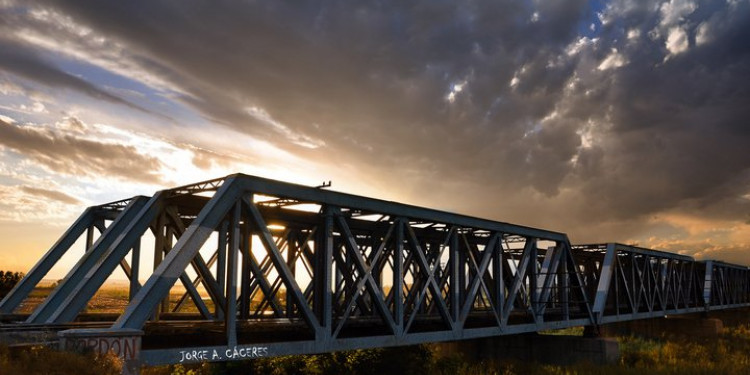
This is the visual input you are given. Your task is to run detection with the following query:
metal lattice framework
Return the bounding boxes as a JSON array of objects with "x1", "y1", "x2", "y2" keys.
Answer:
[{"x1": 1, "y1": 174, "x2": 749, "y2": 366}]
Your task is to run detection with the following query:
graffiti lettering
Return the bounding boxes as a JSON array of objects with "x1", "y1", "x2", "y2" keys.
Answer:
[
  {"x1": 178, "y1": 345, "x2": 268, "y2": 363},
  {"x1": 64, "y1": 336, "x2": 140, "y2": 360}
]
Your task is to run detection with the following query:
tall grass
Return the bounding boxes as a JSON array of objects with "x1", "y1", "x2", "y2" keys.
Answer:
[
  {"x1": 0, "y1": 344, "x2": 121, "y2": 375},
  {"x1": 4, "y1": 324, "x2": 749, "y2": 374},
  {"x1": 144, "y1": 324, "x2": 750, "y2": 375}
]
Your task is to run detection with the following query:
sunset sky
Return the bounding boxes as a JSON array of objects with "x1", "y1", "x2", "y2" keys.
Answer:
[{"x1": 1, "y1": 0, "x2": 749, "y2": 278}]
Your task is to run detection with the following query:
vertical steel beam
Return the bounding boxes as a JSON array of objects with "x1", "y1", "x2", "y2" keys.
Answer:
[
  {"x1": 239, "y1": 221, "x2": 251, "y2": 319},
  {"x1": 402, "y1": 225, "x2": 455, "y2": 332},
  {"x1": 536, "y1": 244, "x2": 564, "y2": 317},
  {"x1": 560, "y1": 249, "x2": 569, "y2": 319},
  {"x1": 243, "y1": 239, "x2": 284, "y2": 316},
  {"x1": 86, "y1": 224, "x2": 96, "y2": 251},
  {"x1": 450, "y1": 230, "x2": 460, "y2": 323},
  {"x1": 703, "y1": 260, "x2": 713, "y2": 308},
  {"x1": 493, "y1": 237, "x2": 504, "y2": 324},
  {"x1": 459, "y1": 234, "x2": 497, "y2": 323},
  {"x1": 286, "y1": 230, "x2": 298, "y2": 317},
  {"x1": 315, "y1": 208, "x2": 333, "y2": 342},
  {"x1": 217, "y1": 221, "x2": 227, "y2": 320},
  {"x1": 243, "y1": 196, "x2": 321, "y2": 334},
  {"x1": 152, "y1": 214, "x2": 166, "y2": 318},
  {"x1": 394, "y1": 218, "x2": 405, "y2": 337},
  {"x1": 129, "y1": 241, "x2": 141, "y2": 301},
  {"x1": 332, "y1": 211, "x2": 397, "y2": 334},
  {"x1": 529, "y1": 242, "x2": 539, "y2": 322},
  {"x1": 226, "y1": 203, "x2": 240, "y2": 346},
  {"x1": 47, "y1": 193, "x2": 164, "y2": 323},
  {"x1": 27, "y1": 197, "x2": 150, "y2": 323},
  {"x1": 115, "y1": 176, "x2": 244, "y2": 330},
  {"x1": 592, "y1": 243, "x2": 616, "y2": 323}
]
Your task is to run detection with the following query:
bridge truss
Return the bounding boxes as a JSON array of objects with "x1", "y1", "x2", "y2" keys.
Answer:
[{"x1": 1, "y1": 174, "x2": 749, "y2": 366}]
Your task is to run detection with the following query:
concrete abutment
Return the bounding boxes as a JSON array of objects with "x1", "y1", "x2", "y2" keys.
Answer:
[{"x1": 59, "y1": 328, "x2": 143, "y2": 375}]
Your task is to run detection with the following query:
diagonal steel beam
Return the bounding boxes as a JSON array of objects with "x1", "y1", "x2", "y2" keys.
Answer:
[
  {"x1": 536, "y1": 244, "x2": 565, "y2": 317},
  {"x1": 27, "y1": 196, "x2": 150, "y2": 323},
  {"x1": 0, "y1": 207, "x2": 96, "y2": 314},
  {"x1": 403, "y1": 225, "x2": 455, "y2": 332},
  {"x1": 165, "y1": 206, "x2": 227, "y2": 315},
  {"x1": 502, "y1": 239, "x2": 535, "y2": 323},
  {"x1": 244, "y1": 195, "x2": 321, "y2": 334},
  {"x1": 459, "y1": 234, "x2": 498, "y2": 325},
  {"x1": 333, "y1": 211, "x2": 398, "y2": 336},
  {"x1": 47, "y1": 192, "x2": 165, "y2": 323},
  {"x1": 114, "y1": 176, "x2": 244, "y2": 330}
]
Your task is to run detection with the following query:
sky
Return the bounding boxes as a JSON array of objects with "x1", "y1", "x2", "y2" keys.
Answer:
[{"x1": 0, "y1": 0, "x2": 749, "y2": 279}]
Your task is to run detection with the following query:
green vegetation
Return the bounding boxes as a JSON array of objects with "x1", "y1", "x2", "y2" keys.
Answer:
[
  {"x1": 0, "y1": 270, "x2": 23, "y2": 298},
  {"x1": 142, "y1": 324, "x2": 750, "y2": 375},
  {"x1": 0, "y1": 344, "x2": 121, "y2": 375},
  {"x1": 3, "y1": 325, "x2": 750, "y2": 375}
]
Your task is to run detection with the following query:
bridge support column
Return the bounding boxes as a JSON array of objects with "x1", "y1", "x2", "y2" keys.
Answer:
[
  {"x1": 599, "y1": 316, "x2": 723, "y2": 339},
  {"x1": 59, "y1": 328, "x2": 143, "y2": 375},
  {"x1": 434, "y1": 333, "x2": 619, "y2": 366}
]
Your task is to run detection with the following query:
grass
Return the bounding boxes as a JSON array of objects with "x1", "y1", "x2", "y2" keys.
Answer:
[
  {"x1": 6, "y1": 285, "x2": 750, "y2": 374},
  {"x1": 139, "y1": 324, "x2": 750, "y2": 375},
  {"x1": 3, "y1": 324, "x2": 750, "y2": 374},
  {"x1": 15, "y1": 284, "x2": 209, "y2": 314},
  {"x1": 0, "y1": 344, "x2": 121, "y2": 375}
]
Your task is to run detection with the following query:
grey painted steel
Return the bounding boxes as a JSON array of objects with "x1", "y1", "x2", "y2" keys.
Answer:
[
  {"x1": 582, "y1": 243, "x2": 721, "y2": 322},
  {"x1": 114, "y1": 176, "x2": 245, "y2": 329},
  {"x1": 237, "y1": 174, "x2": 569, "y2": 241},
  {"x1": 592, "y1": 243, "x2": 616, "y2": 323},
  {"x1": 3, "y1": 173, "x2": 750, "y2": 369},
  {"x1": 0, "y1": 208, "x2": 95, "y2": 314},
  {"x1": 27, "y1": 196, "x2": 150, "y2": 323},
  {"x1": 48, "y1": 193, "x2": 165, "y2": 323}
]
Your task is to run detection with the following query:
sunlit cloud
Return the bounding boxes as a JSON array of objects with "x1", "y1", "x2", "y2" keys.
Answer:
[{"x1": 0, "y1": 0, "x2": 749, "y2": 277}]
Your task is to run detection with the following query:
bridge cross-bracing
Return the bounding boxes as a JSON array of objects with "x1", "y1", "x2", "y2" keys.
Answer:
[{"x1": 1, "y1": 174, "x2": 748, "y2": 367}]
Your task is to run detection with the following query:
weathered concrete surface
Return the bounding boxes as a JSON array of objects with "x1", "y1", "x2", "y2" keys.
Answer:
[
  {"x1": 59, "y1": 328, "x2": 143, "y2": 375},
  {"x1": 434, "y1": 334, "x2": 620, "y2": 366}
]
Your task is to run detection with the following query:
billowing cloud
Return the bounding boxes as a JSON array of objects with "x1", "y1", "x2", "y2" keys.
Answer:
[
  {"x1": 0, "y1": 0, "x2": 749, "y2": 266},
  {"x1": 20, "y1": 185, "x2": 81, "y2": 205},
  {"x1": 0, "y1": 118, "x2": 165, "y2": 183}
]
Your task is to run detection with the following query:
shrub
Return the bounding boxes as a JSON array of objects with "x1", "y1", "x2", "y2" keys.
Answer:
[
  {"x1": 0, "y1": 344, "x2": 121, "y2": 375},
  {"x1": 0, "y1": 270, "x2": 24, "y2": 298}
]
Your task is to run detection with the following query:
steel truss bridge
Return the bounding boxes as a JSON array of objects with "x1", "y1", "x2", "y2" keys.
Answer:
[{"x1": 1, "y1": 174, "x2": 749, "y2": 367}]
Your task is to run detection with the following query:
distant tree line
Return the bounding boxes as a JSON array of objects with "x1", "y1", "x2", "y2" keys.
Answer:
[{"x1": 0, "y1": 271, "x2": 24, "y2": 298}]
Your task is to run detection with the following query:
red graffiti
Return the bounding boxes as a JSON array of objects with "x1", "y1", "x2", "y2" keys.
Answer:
[{"x1": 66, "y1": 336, "x2": 139, "y2": 360}]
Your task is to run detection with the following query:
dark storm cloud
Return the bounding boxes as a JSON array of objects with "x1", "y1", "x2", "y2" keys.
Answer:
[
  {"x1": 0, "y1": 37, "x2": 162, "y2": 117},
  {"x1": 573, "y1": 0, "x2": 750, "y2": 222},
  {"x1": 0, "y1": 119, "x2": 165, "y2": 184},
  {"x1": 10, "y1": 1, "x2": 750, "y2": 241}
]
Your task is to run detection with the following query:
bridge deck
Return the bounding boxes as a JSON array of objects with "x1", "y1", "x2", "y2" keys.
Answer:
[{"x1": 0, "y1": 174, "x2": 748, "y2": 366}]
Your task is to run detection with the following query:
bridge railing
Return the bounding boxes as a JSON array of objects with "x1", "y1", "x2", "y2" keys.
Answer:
[{"x1": 1, "y1": 174, "x2": 749, "y2": 366}]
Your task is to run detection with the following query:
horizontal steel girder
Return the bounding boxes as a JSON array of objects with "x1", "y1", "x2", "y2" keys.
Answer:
[{"x1": 2, "y1": 174, "x2": 749, "y2": 365}]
